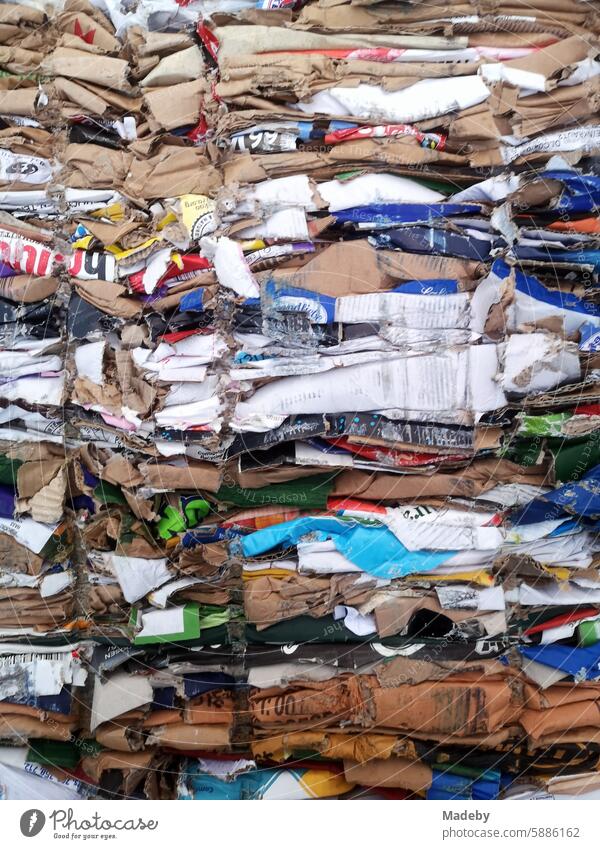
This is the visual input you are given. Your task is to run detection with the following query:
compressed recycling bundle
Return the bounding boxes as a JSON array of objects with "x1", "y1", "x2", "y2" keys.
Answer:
[{"x1": 0, "y1": 0, "x2": 599, "y2": 801}]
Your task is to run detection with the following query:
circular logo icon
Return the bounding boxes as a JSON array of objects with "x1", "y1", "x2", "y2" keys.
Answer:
[
  {"x1": 19, "y1": 810, "x2": 46, "y2": 837},
  {"x1": 191, "y1": 212, "x2": 215, "y2": 240}
]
